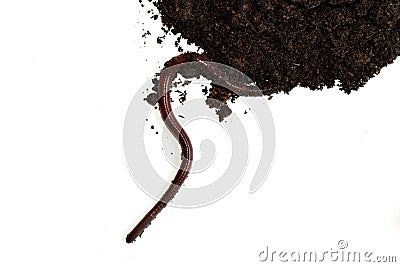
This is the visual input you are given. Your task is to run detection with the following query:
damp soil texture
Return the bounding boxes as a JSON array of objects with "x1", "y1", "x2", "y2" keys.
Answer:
[{"x1": 152, "y1": 0, "x2": 400, "y2": 95}]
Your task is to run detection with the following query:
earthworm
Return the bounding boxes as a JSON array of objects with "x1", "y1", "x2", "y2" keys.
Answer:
[{"x1": 126, "y1": 52, "x2": 262, "y2": 243}]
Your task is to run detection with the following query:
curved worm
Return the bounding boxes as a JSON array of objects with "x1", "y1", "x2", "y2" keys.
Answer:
[{"x1": 126, "y1": 53, "x2": 262, "y2": 243}]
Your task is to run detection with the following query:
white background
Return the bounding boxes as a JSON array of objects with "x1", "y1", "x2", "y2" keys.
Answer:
[{"x1": 0, "y1": 1, "x2": 399, "y2": 266}]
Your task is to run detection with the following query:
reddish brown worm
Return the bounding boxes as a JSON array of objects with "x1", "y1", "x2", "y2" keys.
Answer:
[{"x1": 126, "y1": 52, "x2": 261, "y2": 243}]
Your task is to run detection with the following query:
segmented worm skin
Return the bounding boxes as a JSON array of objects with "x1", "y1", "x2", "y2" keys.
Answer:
[{"x1": 126, "y1": 52, "x2": 261, "y2": 243}]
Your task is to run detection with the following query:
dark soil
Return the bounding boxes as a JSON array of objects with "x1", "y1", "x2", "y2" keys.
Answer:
[{"x1": 150, "y1": 0, "x2": 400, "y2": 95}]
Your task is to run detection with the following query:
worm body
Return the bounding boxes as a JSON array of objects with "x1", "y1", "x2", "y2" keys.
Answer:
[{"x1": 126, "y1": 53, "x2": 261, "y2": 243}]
